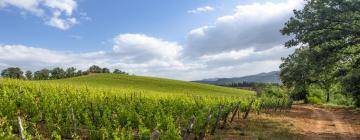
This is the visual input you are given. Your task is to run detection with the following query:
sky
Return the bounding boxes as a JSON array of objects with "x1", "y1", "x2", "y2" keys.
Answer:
[{"x1": 0, "y1": 0, "x2": 304, "y2": 81}]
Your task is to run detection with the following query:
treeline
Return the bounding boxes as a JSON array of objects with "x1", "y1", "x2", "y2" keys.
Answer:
[
  {"x1": 219, "y1": 82, "x2": 285, "y2": 98},
  {"x1": 279, "y1": 0, "x2": 360, "y2": 106},
  {"x1": 219, "y1": 82, "x2": 279, "y2": 88},
  {"x1": 0, "y1": 65, "x2": 128, "y2": 80},
  {"x1": 219, "y1": 81, "x2": 257, "y2": 88}
]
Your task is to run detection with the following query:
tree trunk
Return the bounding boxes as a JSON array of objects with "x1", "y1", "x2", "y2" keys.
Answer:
[
  {"x1": 304, "y1": 92, "x2": 309, "y2": 104},
  {"x1": 326, "y1": 90, "x2": 330, "y2": 103}
]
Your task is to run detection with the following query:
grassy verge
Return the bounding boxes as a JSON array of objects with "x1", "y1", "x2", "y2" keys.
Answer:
[{"x1": 209, "y1": 113, "x2": 300, "y2": 140}]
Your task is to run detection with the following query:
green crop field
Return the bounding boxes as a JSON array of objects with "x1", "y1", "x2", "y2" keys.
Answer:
[
  {"x1": 47, "y1": 73, "x2": 255, "y2": 96},
  {"x1": 0, "y1": 74, "x2": 290, "y2": 139}
]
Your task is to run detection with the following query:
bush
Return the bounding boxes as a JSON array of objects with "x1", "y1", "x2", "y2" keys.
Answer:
[{"x1": 307, "y1": 96, "x2": 322, "y2": 104}]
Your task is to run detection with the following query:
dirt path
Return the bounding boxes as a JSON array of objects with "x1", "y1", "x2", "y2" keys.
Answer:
[
  {"x1": 288, "y1": 104, "x2": 359, "y2": 139},
  {"x1": 210, "y1": 104, "x2": 360, "y2": 140}
]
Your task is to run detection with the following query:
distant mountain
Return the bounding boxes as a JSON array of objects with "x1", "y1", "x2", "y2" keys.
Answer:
[{"x1": 194, "y1": 71, "x2": 281, "y2": 85}]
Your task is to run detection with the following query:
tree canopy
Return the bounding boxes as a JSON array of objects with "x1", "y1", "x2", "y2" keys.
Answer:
[
  {"x1": 280, "y1": 0, "x2": 360, "y2": 106},
  {"x1": 1, "y1": 67, "x2": 24, "y2": 79},
  {"x1": 1, "y1": 66, "x2": 128, "y2": 81}
]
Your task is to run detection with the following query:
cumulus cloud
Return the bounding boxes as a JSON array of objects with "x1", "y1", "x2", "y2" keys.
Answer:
[
  {"x1": 0, "y1": 44, "x2": 107, "y2": 70},
  {"x1": 185, "y1": 0, "x2": 304, "y2": 57},
  {"x1": 0, "y1": 0, "x2": 79, "y2": 30},
  {"x1": 199, "y1": 45, "x2": 295, "y2": 68},
  {"x1": 0, "y1": 0, "x2": 43, "y2": 16},
  {"x1": 0, "y1": 34, "x2": 188, "y2": 78},
  {"x1": 188, "y1": 6, "x2": 214, "y2": 14},
  {"x1": 112, "y1": 34, "x2": 183, "y2": 67}
]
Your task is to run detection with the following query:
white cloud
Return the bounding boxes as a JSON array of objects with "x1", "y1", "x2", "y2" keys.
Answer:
[
  {"x1": 0, "y1": 0, "x2": 43, "y2": 16},
  {"x1": 112, "y1": 34, "x2": 183, "y2": 67},
  {"x1": 43, "y1": 0, "x2": 77, "y2": 16},
  {"x1": 180, "y1": 60, "x2": 282, "y2": 80},
  {"x1": 46, "y1": 11, "x2": 78, "y2": 30},
  {"x1": 188, "y1": 6, "x2": 214, "y2": 14},
  {"x1": 186, "y1": 0, "x2": 304, "y2": 57},
  {"x1": 0, "y1": 34, "x2": 187, "y2": 78},
  {"x1": 0, "y1": 0, "x2": 79, "y2": 30},
  {"x1": 198, "y1": 45, "x2": 295, "y2": 69},
  {"x1": 0, "y1": 44, "x2": 106, "y2": 70}
]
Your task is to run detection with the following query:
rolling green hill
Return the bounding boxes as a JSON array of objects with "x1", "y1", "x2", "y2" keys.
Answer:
[{"x1": 48, "y1": 73, "x2": 254, "y2": 96}]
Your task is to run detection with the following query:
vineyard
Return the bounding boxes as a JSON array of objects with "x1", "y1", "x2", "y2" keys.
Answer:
[{"x1": 0, "y1": 76, "x2": 291, "y2": 139}]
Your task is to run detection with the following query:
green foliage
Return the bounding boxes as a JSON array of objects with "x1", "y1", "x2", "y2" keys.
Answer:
[
  {"x1": 255, "y1": 83, "x2": 286, "y2": 98},
  {"x1": 280, "y1": 48, "x2": 313, "y2": 102},
  {"x1": 0, "y1": 118, "x2": 16, "y2": 140},
  {"x1": 341, "y1": 68, "x2": 360, "y2": 106},
  {"x1": 0, "y1": 78, "x2": 257, "y2": 139},
  {"x1": 331, "y1": 93, "x2": 355, "y2": 106},
  {"x1": 50, "y1": 67, "x2": 66, "y2": 79},
  {"x1": 280, "y1": 0, "x2": 360, "y2": 106},
  {"x1": 25, "y1": 70, "x2": 33, "y2": 80},
  {"x1": 307, "y1": 96, "x2": 322, "y2": 104},
  {"x1": 53, "y1": 74, "x2": 254, "y2": 96},
  {"x1": 113, "y1": 69, "x2": 128, "y2": 75},
  {"x1": 65, "y1": 67, "x2": 77, "y2": 78},
  {"x1": 88, "y1": 65, "x2": 103, "y2": 73},
  {"x1": 34, "y1": 69, "x2": 50, "y2": 80},
  {"x1": 0, "y1": 74, "x2": 293, "y2": 139},
  {"x1": 101, "y1": 68, "x2": 110, "y2": 73},
  {"x1": 1, "y1": 67, "x2": 24, "y2": 79}
]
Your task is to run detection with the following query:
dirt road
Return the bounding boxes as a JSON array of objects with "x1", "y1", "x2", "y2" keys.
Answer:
[
  {"x1": 210, "y1": 104, "x2": 360, "y2": 140},
  {"x1": 288, "y1": 104, "x2": 360, "y2": 139}
]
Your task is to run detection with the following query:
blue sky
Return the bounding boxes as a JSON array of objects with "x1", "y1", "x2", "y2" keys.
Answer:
[
  {"x1": 1, "y1": 0, "x2": 246, "y2": 51},
  {"x1": 0, "y1": 0, "x2": 304, "y2": 80}
]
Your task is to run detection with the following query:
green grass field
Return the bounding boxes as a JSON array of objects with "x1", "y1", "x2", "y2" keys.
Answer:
[{"x1": 48, "y1": 73, "x2": 254, "y2": 96}]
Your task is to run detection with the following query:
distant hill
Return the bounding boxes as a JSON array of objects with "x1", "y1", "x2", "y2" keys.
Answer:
[{"x1": 194, "y1": 71, "x2": 281, "y2": 85}]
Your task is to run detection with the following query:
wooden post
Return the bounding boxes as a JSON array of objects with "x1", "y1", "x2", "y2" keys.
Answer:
[
  {"x1": 151, "y1": 129, "x2": 160, "y2": 140},
  {"x1": 71, "y1": 107, "x2": 77, "y2": 134},
  {"x1": 274, "y1": 99, "x2": 280, "y2": 112},
  {"x1": 280, "y1": 99, "x2": 286, "y2": 112},
  {"x1": 237, "y1": 105, "x2": 241, "y2": 120},
  {"x1": 17, "y1": 115, "x2": 25, "y2": 140},
  {"x1": 287, "y1": 97, "x2": 293, "y2": 110},
  {"x1": 257, "y1": 101, "x2": 263, "y2": 115},
  {"x1": 198, "y1": 109, "x2": 213, "y2": 140},
  {"x1": 183, "y1": 116, "x2": 195, "y2": 140},
  {"x1": 210, "y1": 105, "x2": 223, "y2": 135}
]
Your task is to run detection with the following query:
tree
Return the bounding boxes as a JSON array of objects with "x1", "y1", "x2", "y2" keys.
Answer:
[
  {"x1": 76, "y1": 70, "x2": 83, "y2": 76},
  {"x1": 34, "y1": 69, "x2": 50, "y2": 80},
  {"x1": 113, "y1": 69, "x2": 128, "y2": 75},
  {"x1": 50, "y1": 67, "x2": 66, "y2": 79},
  {"x1": 66, "y1": 67, "x2": 77, "y2": 78},
  {"x1": 88, "y1": 65, "x2": 102, "y2": 73},
  {"x1": 1, "y1": 67, "x2": 24, "y2": 79},
  {"x1": 102, "y1": 68, "x2": 110, "y2": 73},
  {"x1": 280, "y1": 48, "x2": 314, "y2": 102},
  {"x1": 341, "y1": 55, "x2": 360, "y2": 106},
  {"x1": 281, "y1": 0, "x2": 360, "y2": 105},
  {"x1": 25, "y1": 70, "x2": 33, "y2": 80}
]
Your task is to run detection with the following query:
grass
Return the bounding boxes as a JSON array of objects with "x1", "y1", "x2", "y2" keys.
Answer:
[
  {"x1": 210, "y1": 113, "x2": 300, "y2": 140},
  {"x1": 39, "y1": 73, "x2": 254, "y2": 96}
]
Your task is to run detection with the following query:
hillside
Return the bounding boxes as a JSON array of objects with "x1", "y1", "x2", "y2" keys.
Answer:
[
  {"x1": 48, "y1": 73, "x2": 254, "y2": 96},
  {"x1": 194, "y1": 71, "x2": 280, "y2": 85}
]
